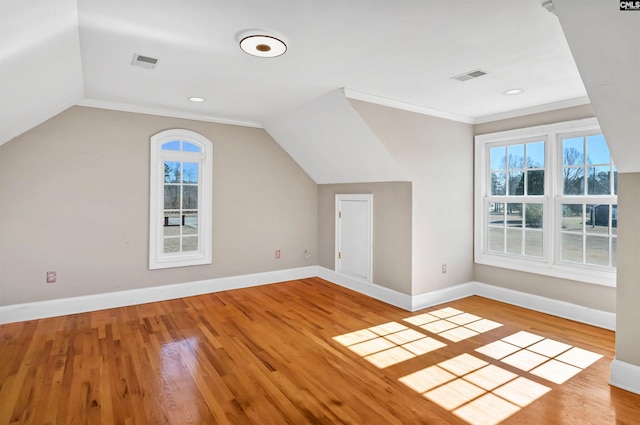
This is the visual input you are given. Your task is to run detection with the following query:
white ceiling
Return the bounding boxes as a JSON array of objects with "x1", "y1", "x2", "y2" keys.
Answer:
[
  {"x1": 0, "y1": 0, "x2": 590, "y2": 147},
  {"x1": 263, "y1": 89, "x2": 408, "y2": 184}
]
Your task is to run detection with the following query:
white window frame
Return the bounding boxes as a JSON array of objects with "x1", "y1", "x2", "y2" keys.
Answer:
[
  {"x1": 149, "y1": 129, "x2": 213, "y2": 269},
  {"x1": 474, "y1": 118, "x2": 616, "y2": 287}
]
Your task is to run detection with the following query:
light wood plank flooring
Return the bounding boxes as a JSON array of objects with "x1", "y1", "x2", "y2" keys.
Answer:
[{"x1": 1, "y1": 277, "x2": 639, "y2": 424}]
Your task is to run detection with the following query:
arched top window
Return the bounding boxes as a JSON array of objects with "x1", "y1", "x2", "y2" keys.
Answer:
[
  {"x1": 161, "y1": 140, "x2": 202, "y2": 152},
  {"x1": 149, "y1": 129, "x2": 213, "y2": 269}
]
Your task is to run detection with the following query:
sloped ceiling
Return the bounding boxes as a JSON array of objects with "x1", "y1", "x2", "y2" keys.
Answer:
[
  {"x1": 2, "y1": 1, "x2": 638, "y2": 178},
  {"x1": 554, "y1": 0, "x2": 640, "y2": 173},
  {"x1": 263, "y1": 89, "x2": 407, "y2": 184},
  {"x1": 1, "y1": 0, "x2": 590, "y2": 149},
  {"x1": 0, "y1": 0, "x2": 83, "y2": 145}
]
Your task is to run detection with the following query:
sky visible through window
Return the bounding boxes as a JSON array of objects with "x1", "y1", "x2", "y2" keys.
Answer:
[{"x1": 161, "y1": 140, "x2": 202, "y2": 153}]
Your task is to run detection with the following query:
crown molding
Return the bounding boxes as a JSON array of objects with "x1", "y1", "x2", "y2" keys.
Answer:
[
  {"x1": 343, "y1": 88, "x2": 475, "y2": 124},
  {"x1": 474, "y1": 96, "x2": 591, "y2": 124},
  {"x1": 75, "y1": 98, "x2": 263, "y2": 128},
  {"x1": 344, "y1": 89, "x2": 591, "y2": 126}
]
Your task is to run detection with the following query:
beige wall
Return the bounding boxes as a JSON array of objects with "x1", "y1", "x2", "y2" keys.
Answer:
[
  {"x1": 350, "y1": 100, "x2": 474, "y2": 295},
  {"x1": 473, "y1": 104, "x2": 615, "y2": 313},
  {"x1": 0, "y1": 106, "x2": 318, "y2": 305},
  {"x1": 615, "y1": 173, "x2": 640, "y2": 364},
  {"x1": 0, "y1": 101, "x2": 623, "y2": 319},
  {"x1": 473, "y1": 265, "x2": 615, "y2": 312},
  {"x1": 318, "y1": 182, "x2": 412, "y2": 295}
]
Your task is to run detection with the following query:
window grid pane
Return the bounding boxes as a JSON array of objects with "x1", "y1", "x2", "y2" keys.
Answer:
[
  {"x1": 492, "y1": 142, "x2": 546, "y2": 197},
  {"x1": 562, "y1": 133, "x2": 615, "y2": 196},
  {"x1": 527, "y1": 170, "x2": 544, "y2": 195},
  {"x1": 525, "y1": 204, "x2": 543, "y2": 229},
  {"x1": 486, "y1": 202, "x2": 543, "y2": 259},
  {"x1": 491, "y1": 172, "x2": 506, "y2": 196},
  {"x1": 163, "y1": 160, "x2": 200, "y2": 254},
  {"x1": 488, "y1": 227, "x2": 505, "y2": 253},
  {"x1": 508, "y1": 171, "x2": 524, "y2": 195},
  {"x1": 560, "y1": 203, "x2": 617, "y2": 268},
  {"x1": 506, "y1": 204, "x2": 522, "y2": 228},
  {"x1": 585, "y1": 235, "x2": 609, "y2": 267},
  {"x1": 506, "y1": 228, "x2": 523, "y2": 255},
  {"x1": 162, "y1": 140, "x2": 203, "y2": 153},
  {"x1": 561, "y1": 233, "x2": 583, "y2": 263},
  {"x1": 524, "y1": 230, "x2": 543, "y2": 257},
  {"x1": 587, "y1": 166, "x2": 611, "y2": 195}
]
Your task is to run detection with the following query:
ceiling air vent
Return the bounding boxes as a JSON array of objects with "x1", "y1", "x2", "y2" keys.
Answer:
[
  {"x1": 131, "y1": 53, "x2": 158, "y2": 69},
  {"x1": 451, "y1": 69, "x2": 488, "y2": 82}
]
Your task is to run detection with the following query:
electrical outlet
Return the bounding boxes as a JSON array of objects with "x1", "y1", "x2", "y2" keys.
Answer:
[
  {"x1": 441, "y1": 263, "x2": 447, "y2": 274},
  {"x1": 275, "y1": 249, "x2": 281, "y2": 259},
  {"x1": 46, "y1": 271, "x2": 57, "y2": 283}
]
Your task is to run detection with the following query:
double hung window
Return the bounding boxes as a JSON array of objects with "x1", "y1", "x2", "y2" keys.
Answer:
[
  {"x1": 475, "y1": 118, "x2": 617, "y2": 286},
  {"x1": 149, "y1": 129, "x2": 212, "y2": 269},
  {"x1": 558, "y1": 132, "x2": 617, "y2": 268}
]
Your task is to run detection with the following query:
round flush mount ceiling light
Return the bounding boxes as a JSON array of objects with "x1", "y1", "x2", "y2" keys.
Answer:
[
  {"x1": 503, "y1": 88, "x2": 524, "y2": 95},
  {"x1": 239, "y1": 34, "x2": 287, "y2": 58},
  {"x1": 188, "y1": 97, "x2": 205, "y2": 102}
]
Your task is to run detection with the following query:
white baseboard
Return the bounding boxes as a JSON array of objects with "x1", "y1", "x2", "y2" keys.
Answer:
[
  {"x1": 316, "y1": 267, "x2": 413, "y2": 310},
  {"x1": 471, "y1": 281, "x2": 616, "y2": 330},
  {"x1": 411, "y1": 282, "x2": 476, "y2": 311},
  {"x1": 0, "y1": 266, "x2": 317, "y2": 324},
  {"x1": 0, "y1": 270, "x2": 616, "y2": 333},
  {"x1": 319, "y1": 274, "x2": 615, "y2": 330},
  {"x1": 315, "y1": 269, "x2": 478, "y2": 313},
  {"x1": 610, "y1": 359, "x2": 640, "y2": 395},
  {"x1": 318, "y1": 275, "x2": 615, "y2": 330}
]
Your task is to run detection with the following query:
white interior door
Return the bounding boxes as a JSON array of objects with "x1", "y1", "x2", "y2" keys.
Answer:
[{"x1": 336, "y1": 194, "x2": 373, "y2": 282}]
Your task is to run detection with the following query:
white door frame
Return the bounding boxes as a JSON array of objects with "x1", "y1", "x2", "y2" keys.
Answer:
[{"x1": 335, "y1": 194, "x2": 373, "y2": 282}]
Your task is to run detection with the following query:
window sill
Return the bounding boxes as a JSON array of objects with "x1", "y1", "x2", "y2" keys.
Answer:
[
  {"x1": 149, "y1": 255, "x2": 211, "y2": 270},
  {"x1": 474, "y1": 254, "x2": 616, "y2": 287}
]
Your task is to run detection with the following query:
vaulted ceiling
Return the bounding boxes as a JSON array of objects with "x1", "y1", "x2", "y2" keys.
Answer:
[{"x1": 1, "y1": 0, "x2": 637, "y2": 172}]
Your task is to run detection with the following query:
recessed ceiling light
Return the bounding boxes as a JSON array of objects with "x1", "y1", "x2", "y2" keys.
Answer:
[
  {"x1": 503, "y1": 88, "x2": 524, "y2": 95},
  {"x1": 239, "y1": 35, "x2": 287, "y2": 58},
  {"x1": 188, "y1": 97, "x2": 205, "y2": 102}
]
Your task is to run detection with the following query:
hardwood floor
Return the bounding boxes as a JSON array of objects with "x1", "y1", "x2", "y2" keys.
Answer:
[{"x1": 1, "y1": 277, "x2": 639, "y2": 424}]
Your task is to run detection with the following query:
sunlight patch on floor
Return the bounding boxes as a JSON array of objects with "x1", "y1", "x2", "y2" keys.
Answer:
[
  {"x1": 400, "y1": 353, "x2": 552, "y2": 425},
  {"x1": 335, "y1": 307, "x2": 604, "y2": 425},
  {"x1": 476, "y1": 331, "x2": 603, "y2": 384},
  {"x1": 404, "y1": 308, "x2": 503, "y2": 342},
  {"x1": 334, "y1": 308, "x2": 503, "y2": 369},
  {"x1": 454, "y1": 393, "x2": 521, "y2": 425},
  {"x1": 333, "y1": 321, "x2": 446, "y2": 368},
  {"x1": 493, "y1": 377, "x2": 551, "y2": 407}
]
